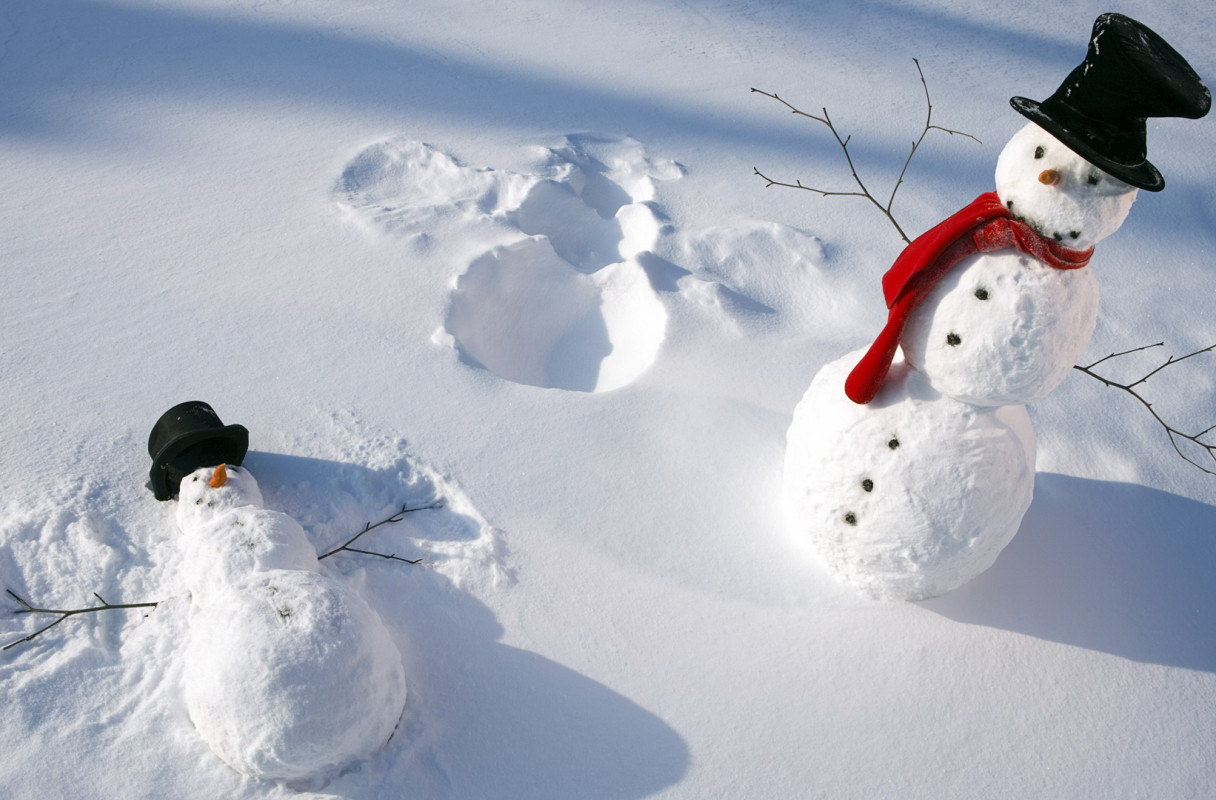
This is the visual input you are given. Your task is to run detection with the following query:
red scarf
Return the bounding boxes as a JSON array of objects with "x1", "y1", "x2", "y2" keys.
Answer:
[{"x1": 843, "y1": 191, "x2": 1093, "y2": 404}]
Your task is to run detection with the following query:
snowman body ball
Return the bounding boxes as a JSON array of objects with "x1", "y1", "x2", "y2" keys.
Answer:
[
  {"x1": 177, "y1": 463, "x2": 407, "y2": 782},
  {"x1": 784, "y1": 14, "x2": 1209, "y2": 600},
  {"x1": 899, "y1": 122, "x2": 1136, "y2": 407}
]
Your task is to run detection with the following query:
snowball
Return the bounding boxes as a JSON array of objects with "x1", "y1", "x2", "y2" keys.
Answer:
[
  {"x1": 176, "y1": 464, "x2": 266, "y2": 532},
  {"x1": 784, "y1": 351, "x2": 1036, "y2": 600},
  {"x1": 900, "y1": 249, "x2": 1099, "y2": 406},
  {"x1": 183, "y1": 571, "x2": 407, "y2": 782},
  {"x1": 176, "y1": 466, "x2": 319, "y2": 598},
  {"x1": 995, "y1": 122, "x2": 1137, "y2": 250},
  {"x1": 178, "y1": 506, "x2": 321, "y2": 602}
]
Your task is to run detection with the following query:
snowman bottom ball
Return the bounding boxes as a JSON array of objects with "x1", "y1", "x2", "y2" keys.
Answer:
[
  {"x1": 183, "y1": 570, "x2": 408, "y2": 782},
  {"x1": 784, "y1": 350, "x2": 1036, "y2": 600}
]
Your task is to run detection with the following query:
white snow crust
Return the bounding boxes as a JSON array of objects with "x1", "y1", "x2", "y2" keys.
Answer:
[{"x1": 2, "y1": 2, "x2": 1214, "y2": 799}]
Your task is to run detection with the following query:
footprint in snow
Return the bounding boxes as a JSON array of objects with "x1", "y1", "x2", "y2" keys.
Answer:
[{"x1": 336, "y1": 135, "x2": 681, "y2": 392}]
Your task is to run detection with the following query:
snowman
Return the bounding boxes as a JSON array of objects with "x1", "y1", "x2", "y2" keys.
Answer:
[
  {"x1": 784, "y1": 14, "x2": 1209, "y2": 600},
  {"x1": 148, "y1": 402, "x2": 408, "y2": 782}
]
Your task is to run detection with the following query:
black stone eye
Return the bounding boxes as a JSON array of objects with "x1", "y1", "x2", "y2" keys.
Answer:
[
  {"x1": 1052, "y1": 232, "x2": 1063, "y2": 241},
  {"x1": 946, "y1": 332, "x2": 962, "y2": 346},
  {"x1": 844, "y1": 512, "x2": 858, "y2": 525},
  {"x1": 888, "y1": 438, "x2": 900, "y2": 450},
  {"x1": 862, "y1": 479, "x2": 874, "y2": 492},
  {"x1": 1034, "y1": 146, "x2": 1045, "y2": 159},
  {"x1": 1069, "y1": 231, "x2": 1080, "y2": 239},
  {"x1": 1087, "y1": 173, "x2": 1100, "y2": 185},
  {"x1": 974, "y1": 288, "x2": 989, "y2": 301}
]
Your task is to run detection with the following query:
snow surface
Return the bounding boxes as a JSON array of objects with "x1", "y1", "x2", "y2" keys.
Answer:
[{"x1": 1, "y1": 1, "x2": 1215, "y2": 798}]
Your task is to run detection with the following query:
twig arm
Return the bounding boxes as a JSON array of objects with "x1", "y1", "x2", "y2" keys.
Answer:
[
  {"x1": 888, "y1": 59, "x2": 981, "y2": 215},
  {"x1": 1073, "y1": 343, "x2": 1216, "y2": 475},
  {"x1": 4, "y1": 589, "x2": 159, "y2": 651},
  {"x1": 751, "y1": 61, "x2": 978, "y2": 245},
  {"x1": 317, "y1": 500, "x2": 444, "y2": 562}
]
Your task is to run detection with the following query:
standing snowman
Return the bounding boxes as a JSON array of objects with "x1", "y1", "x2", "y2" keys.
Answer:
[
  {"x1": 784, "y1": 14, "x2": 1209, "y2": 600},
  {"x1": 148, "y1": 401, "x2": 408, "y2": 782}
]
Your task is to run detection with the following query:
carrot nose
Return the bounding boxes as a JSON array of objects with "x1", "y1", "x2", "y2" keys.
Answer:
[
  {"x1": 1038, "y1": 169, "x2": 1061, "y2": 186},
  {"x1": 210, "y1": 463, "x2": 228, "y2": 488}
]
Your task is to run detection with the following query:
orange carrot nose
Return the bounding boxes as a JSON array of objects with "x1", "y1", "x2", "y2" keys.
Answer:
[
  {"x1": 210, "y1": 464, "x2": 228, "y2": 488},
  {"x1": 1038, "y1": 169, "x2": 1061, "y2": 186}
]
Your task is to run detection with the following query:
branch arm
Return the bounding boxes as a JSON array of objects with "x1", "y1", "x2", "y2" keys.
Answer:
[
  {"x1": 1073, "y1": 346, "x2": 1216, "y2": 475},
  {"x1": 4, "y1": 589, "x2": 159, "y2": 651},
  {"x1": 317, "y1": 500, "x2": 444, "y2": 562}
]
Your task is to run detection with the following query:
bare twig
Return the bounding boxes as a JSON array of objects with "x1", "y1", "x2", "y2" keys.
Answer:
[
  {"x1": 1074, "y1": 343, "x2": 1216, "y2": 475},
  {"x1": 752, "y1": 59, "x2": 979, "y2": 244},
  {"x1": 317, "y1": 500, "x2": 444, "y2": 564},
  {"x1": 4, "y1": 589, "x2": 158, "y2": 651}
]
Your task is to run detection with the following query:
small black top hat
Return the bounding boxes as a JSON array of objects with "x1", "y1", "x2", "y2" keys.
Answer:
[
  {"x1": 1010, "y1": 13, "x2": 1210, "y2": 191},
  {"x1": 147, "y1": 401, "x2": 249, "y2": 501}
]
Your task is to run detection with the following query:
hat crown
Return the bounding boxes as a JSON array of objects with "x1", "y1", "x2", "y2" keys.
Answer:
[
  {"x1": 147, "y1": 401, "x2": 249, "y2": 501},
  {"x1": 1010, "y1": 13, "x2": 1210, "y2": 191},
  {"x1": 147, "y1": 401, "x2": 223, "y2": 457}
]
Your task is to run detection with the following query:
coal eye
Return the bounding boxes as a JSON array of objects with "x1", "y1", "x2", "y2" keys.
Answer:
[
  {"x1": 1087, "y1": 173, "x2": 1100, "y2": 185},
  {"x1": 1034, "y1": 146, "x2": 1045, "y2": 159}
]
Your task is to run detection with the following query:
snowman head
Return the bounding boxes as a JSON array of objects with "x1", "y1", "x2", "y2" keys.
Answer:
[
  {"x1": 995, "y1": 122, "x2": 1138, "y2": 250},
  {"x1": 175, "y1": 463, "x2": 264, "y2": 532}
]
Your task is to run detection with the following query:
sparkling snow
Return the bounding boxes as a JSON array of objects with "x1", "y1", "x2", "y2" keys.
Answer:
[{"x1": 1, "y1": 2, "x2": 1214, "y2": 799}]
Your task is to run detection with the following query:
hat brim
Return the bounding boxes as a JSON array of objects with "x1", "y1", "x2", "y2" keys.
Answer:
[
  {"x1": 1010, "y1": 97, "x2": 1164, "y2": 191},
  {"x1": 148, "y1": 424, "x2": 249, "y2": 500}
]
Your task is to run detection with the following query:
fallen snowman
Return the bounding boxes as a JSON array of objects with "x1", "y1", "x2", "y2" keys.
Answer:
[
  {"x1": 784, "y1": 13, "x2": 1210, "y2": 600},
  {"x1": 148, "y1": 401, "x2": 407, "y2": 782}
]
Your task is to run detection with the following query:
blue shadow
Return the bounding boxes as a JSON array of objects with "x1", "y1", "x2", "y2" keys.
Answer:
[{"x1": 922, "y1": 472, "x2": 1216, "y2": 673}]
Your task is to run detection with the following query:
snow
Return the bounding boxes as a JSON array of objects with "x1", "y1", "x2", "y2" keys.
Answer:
[
  {"x1": 784, "y1": 351, "x2": 1036, "y2": 601},
  {"x1": 901, "y1": 248, "x2": 1101, "y2": 405},
  {"x1": 175, "y1": 464, "x2": 407, "y2": 783},
  {"x1": 995, "y1": 122, "x2": 1138, "y2": 250},
  {"x1": 1, "y1": 1, "x2": 1214, "y2": 798}
]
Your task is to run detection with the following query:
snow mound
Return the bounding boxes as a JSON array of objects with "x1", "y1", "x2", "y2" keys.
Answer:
[
  {"x1": 335, "y1": 134, "x2": 677, "y2": 393},
  {"x1": 669, "y1": 220, "x2": 863, "y2": 335},
  {"x1": 446, "y1": 239, "x2": 665, "y2": 392},
  {"x1": 334, "y1": 139, "x2": 533, "y2": 233}
]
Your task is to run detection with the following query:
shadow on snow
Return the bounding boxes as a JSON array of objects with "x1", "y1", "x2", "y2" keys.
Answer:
[{"x1": 923, "y1": 472, "x2": 1216, "y2": 674}]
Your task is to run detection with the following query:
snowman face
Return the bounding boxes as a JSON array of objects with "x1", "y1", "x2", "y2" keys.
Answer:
[
  {"x1": 995, "y1": 122, "x2": 1138, "y2": 249},
  {"x1": 176, "y1": 464, "x2": 265, "y2": 531}
]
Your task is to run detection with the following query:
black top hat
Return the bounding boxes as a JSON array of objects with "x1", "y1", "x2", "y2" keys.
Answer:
[
  {"x1": 1010, "y1": 13, "x2": 1210, "y2": 191},
  {"x1": 147, "y1": 401, "x2": 249, "y2": 501}
]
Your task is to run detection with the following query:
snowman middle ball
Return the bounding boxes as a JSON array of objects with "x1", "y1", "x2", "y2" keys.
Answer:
[
  {"x1": 784, "y1": 351, "x2": 1036, "y2": 601},
  {"x1": 898, "y1": 246, "x2": 1099, "y2": 406}
]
